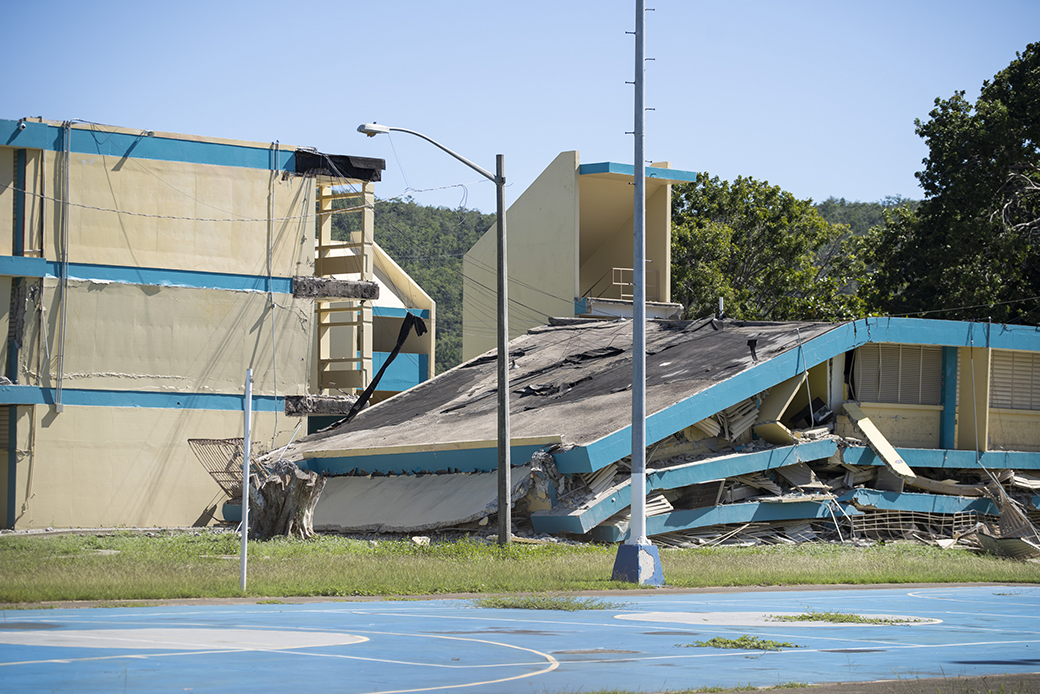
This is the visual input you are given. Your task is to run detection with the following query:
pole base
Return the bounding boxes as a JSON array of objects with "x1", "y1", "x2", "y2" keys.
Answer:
[{"x1": 612, "y1": 543, "x2": 664, "y2": 585}]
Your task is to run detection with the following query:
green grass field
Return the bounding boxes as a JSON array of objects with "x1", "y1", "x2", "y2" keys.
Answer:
[{"x1": 0, "y1": 531, "x2": 1036, "y2": 604}]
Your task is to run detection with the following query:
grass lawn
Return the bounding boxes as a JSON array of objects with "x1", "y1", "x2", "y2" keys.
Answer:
[{"x1": 1, "y1": 531, "x2": 1037, "y2": 604}]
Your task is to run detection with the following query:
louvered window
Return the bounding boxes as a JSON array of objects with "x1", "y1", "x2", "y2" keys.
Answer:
[
  {"x1": 853, "y1": 344, "x2": 942, "y2": 405},
  {"x1": 990, "y1": 350, "x2": 1040, "y2": 410}
]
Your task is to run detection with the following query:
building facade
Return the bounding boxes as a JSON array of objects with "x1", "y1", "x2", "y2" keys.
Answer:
[{"x1": 0, "y1": 118, "x2": 432, "y2": 529}]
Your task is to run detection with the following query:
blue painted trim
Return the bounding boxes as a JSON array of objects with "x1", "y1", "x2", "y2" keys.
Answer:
[
  {"x1": 0, "y1": 256, "x2": 293, "y2": 294},
  {"x1": 2, "y1": 119, "x2": 296, "y2": 173},
  {"x1": 591, "y1": 499, "x2": 848, "y2": 543},
  {"x1": 940, "y1": 347, "x2": 958, "y2": 449},
  {"x1": 534, "y1": 440, "x2": 838, "y2": 535},
  {"x1": 302, "y1": 443, "x2": 553, "y2": 476},
  {"x1": 5, "y1": 405, "x2": 15, "y2": 529},
  {"x1": 0, "y1": 256, "x2": 48, "y2": 278},
  {"x1": 840, "y1": 488, "x2": 999, "y2": 515},
  {"x1": 842, "y1": 446, "x2": 1040, "y2": 470},
  {"x1": 372, "y1": 306, "x2": 431, "y2": 320},
  {"x1": 0, "y1": 385, "x2": 282, "y2": 412},
  {"x1": 574, "y1": 298, "x2": 589, "y2": 315},
  {"x1": 578, "y1": 161, "x2": 701, "y2": 183},
  {"x1": 372, "y1": 352, "x2": 429, "y2": 392}
]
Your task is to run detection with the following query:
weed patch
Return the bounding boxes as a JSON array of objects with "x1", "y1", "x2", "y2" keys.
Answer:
[
  {"x1": 677, "y1": 635, "x2": 803, "y2": 651},
  {"x1": 471, "y1": 595, "x2": 628, "y2": 611},
  {"x1": 769, "y1": 609, "x2": 921, "y2": 624}
]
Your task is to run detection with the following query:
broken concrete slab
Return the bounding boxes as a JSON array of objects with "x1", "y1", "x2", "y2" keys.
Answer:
[
  {"x1": 292, "y1": 276, "x2": 379, "y2": 300},
  {"x1": 312, "y1": 467, "x2": 533, "y2": 533},
  {"x1": 284, "y1": 394, "x2": 358, "y2": 417},
  {"x1": 842, "y1": 403, "x2": 916, "y2": 481}
]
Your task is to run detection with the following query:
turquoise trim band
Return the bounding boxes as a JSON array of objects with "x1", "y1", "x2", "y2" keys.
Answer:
[
  {"x1": 840, "y1": 488, "x2": 999, "y2": 515},
  {"x1": 0, "y1": 385, "x2": 282, "y2": 412},
  {"x1": 3, "y1": 119, "x2": 295, "y2": 173},
  {"x1": 842, "y1": 446, "x2": 1040, "y2": 470},
  {"x1": 578, "y1": 161, "x2": 701, "y2": 183},
  {"x1": 372, "y1": 306, "x2": 431, "y2": 320},
  {"x1": 0, "y1": 256, "x2": 293, "y2": 294},
  {"x1": 591, "y1": 499, "x2": 848, "y2": 543}
]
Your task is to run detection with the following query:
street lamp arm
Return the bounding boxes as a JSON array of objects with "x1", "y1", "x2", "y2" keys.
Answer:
[{"x1": 356, "y1": 123, "x2": 498, "y2": 184}]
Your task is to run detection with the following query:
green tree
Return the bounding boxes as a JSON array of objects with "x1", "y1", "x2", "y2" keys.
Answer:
[
  {"x1": 671, "y1": 173, "x2": 865, "y2": 321},
  {"x1": 864, "y1": 42, "x2": 1040, "y2": 324}
]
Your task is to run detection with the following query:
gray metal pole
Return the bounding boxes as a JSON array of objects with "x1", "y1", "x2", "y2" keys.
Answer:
[
  {"x1": 629, "y1": 0, "x2": 648, "y2": 546},
  {"x1": 241, "y1": 368, "x2": 253, "y2": 591},
  {"x1": 496, "y1": 154, "x2": 511, "y2": 545}
]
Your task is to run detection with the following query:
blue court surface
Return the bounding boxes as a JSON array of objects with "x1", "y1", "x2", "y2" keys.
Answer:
[{"x1": 2, "y1": 585, "x2": 1039, "y2": 693}]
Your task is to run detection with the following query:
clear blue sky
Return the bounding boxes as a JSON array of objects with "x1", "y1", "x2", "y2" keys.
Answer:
[{"x1": 6, "y1": 0, "x2": 1038, "y2": 213}]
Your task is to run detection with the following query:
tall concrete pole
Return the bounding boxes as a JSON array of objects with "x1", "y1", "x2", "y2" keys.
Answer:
[
  {"x1": 630, "y1": 0, "x2": 648, "y2": 547},
  {"x1": 611, "y1": 0, "x2": 664, "y2": 586}
]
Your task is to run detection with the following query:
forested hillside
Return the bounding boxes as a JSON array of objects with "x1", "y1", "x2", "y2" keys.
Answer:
[{"x1": 814, "y1": 196, "x2": 918, "y2": 235}]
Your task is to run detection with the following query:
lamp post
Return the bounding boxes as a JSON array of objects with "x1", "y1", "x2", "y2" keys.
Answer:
[{"x1": 357, "y1": 124, "x2": 512, "y2": 545}]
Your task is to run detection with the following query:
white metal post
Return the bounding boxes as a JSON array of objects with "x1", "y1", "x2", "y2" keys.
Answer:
[
  {"x1": 496, "y1": 154, "x2": 511, "y2": 545},
  {"x1": 240, "y1": 369, "x2": 253, "y2": 592}
]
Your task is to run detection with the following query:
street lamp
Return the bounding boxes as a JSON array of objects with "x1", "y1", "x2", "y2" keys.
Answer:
[{"x1": 357, "y1": 124, "x2": 512, "y2": 545}]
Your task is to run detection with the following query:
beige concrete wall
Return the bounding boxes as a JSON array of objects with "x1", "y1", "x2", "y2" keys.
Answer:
[
  {"x1": 8, "y1": 404, "x2": 292, "y2": 529},
  {"x1": 646, "y1": 183, "x2": 672, "y2": 304},
  {"x1": 17, "y1": 280, "x2": 310, "y2": 396},
  {"x1": 578, "y1": 172, "x2": 673, "y2": 303},
  {"x1": 956, "y1": 346, "x2": 990, "y2": 451},
  {"x1": 37, "y1": 149, "x2": 315, "y2": 277},
  {"x1": 855, "y1": 403, "x2": 943, "y2": 448},
  {"x1": 463, "y1": 151, "x2": 579, "y2": 360},
  {"x1": 988, "y1": 409, "x2": 1040, "y2": 452},
  {"x1": 0, "y1": 147, "x2": 14, "y2": 254}
]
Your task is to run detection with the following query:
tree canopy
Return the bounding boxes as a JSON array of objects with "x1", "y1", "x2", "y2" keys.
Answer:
[
  {"x1": 671, "y1": 173, "x2": 865, "y2": 322},
  {"x1": 864, "y1": 42, "x2": 1040, "y2": 324}
]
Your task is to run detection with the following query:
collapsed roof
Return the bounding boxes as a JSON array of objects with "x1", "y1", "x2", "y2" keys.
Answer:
[{"x1": 276, "y1": 316, "x2": 1040, "y2": 552}]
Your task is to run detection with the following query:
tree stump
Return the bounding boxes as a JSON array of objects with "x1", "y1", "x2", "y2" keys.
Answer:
[{"x1": 248, "y1": 460, "x2": 326, "y2": 540}]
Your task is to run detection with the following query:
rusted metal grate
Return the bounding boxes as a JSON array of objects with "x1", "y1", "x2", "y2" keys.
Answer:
[{"x1": 188, "y1": 438, "x2": 270, "y2": 500}]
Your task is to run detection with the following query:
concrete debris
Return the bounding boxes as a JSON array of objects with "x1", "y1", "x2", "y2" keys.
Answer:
[
  {"x1": 283, "y1": 394, "x2": 359, "y2": 417},
  {"x1": 291, "y1": 275, "x2": 379, "y2": 300}
]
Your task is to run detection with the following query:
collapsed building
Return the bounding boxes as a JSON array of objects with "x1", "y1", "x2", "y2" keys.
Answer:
[{"x1": 280, "y1": 315, "x2": 1040, "y2": 554}]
